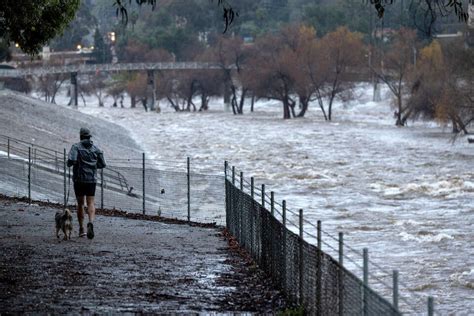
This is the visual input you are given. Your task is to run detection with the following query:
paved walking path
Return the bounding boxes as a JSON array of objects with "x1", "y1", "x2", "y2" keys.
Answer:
[{"x1": 0, "y1": 198, "x2": 287, "y2": 313}]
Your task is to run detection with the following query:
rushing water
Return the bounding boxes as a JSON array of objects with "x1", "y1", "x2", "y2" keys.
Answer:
[{"x1": 70, "y1": 84, "x2": 473, "y2": 314}]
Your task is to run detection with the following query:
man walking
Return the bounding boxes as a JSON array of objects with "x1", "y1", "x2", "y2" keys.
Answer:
[{"x1": 68, "y1": 128, "x2": 106, "y2": 239}]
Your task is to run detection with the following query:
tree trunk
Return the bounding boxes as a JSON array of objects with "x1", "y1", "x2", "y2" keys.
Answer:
[
  {"x1": 223, "y1": 79, "x2": 231, "y2": 112},
  {"x1": 328, "y1": 94, "x2": 336, "y2": 121},
  {"x1": 230, "y1": 85, "x2": 242, "y2": 114},
  {"x1": 250, "y1": 94, "x2": 255, "y2": 112},
  {"x1": 80, "y1": 92, "x2": 87, "y2": 106},
  {"x1": 238, "y1": 89, "x2": 247, "y2": 114},
  {"x1": 289, "y1": 98, "x2": 296, "y2": 118},
  {"x1": 167, "y1": 97, "x2": 180, "y2": 112},
  {"x1": 283, "y1": 99, "x2": 291, "y2": 119},
  {"x1": 452, "y1": 115, "x2": 469, "y2": 134},
  {"x1": 231, "y1": 97, "x2": 237, "y2": 114},
  {"x1": 199, "y1": 93, "x2": 209, "y2": 111},
  {"x1": 296, "y1": 96, "x2": 309, "y2": 117},
  {"x1": 131, "y1": 94, "x2": 136, "y2": 108},
  {"x1": 395, "y1": 94, "x2": 404, "y2": 126},
  {"x1": 452, "y1": 119, "x2": 460, "y2": 133},
  {"x1": 316, "y1": 91, "x2": 328, "y2": 121},
  {"x1": 400, "y1": 107, "x2": 413, "y2": 126}
]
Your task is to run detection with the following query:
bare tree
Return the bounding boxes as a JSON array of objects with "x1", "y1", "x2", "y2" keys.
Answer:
[
  {"x1": 84, "y1": 73, "x2": 108, "y2": 107},
  {"x1": 372, "y1": 28, "x2": 417, "y2": 126},
  {"x1": 126, "y1": 72, "x2": 148, "y2": 111},
  {"x1": 313, "y1": 27, "x2": 365, "y2": 121},
  {"x1": 193, "y1": 69, "x2": 223, "y2": 111},
  {"x1": 408, "y1": 39, "x2": 474, "y2": 134},
  {"x1": 37, "y1": 73, "x2": 67, "y2": 104},
  {"x1": 247, "y1": 34, "x2": 296, "y2": 119},
  {"x1": 107, "y1": 79, "x2": 126, "y2": 107},
  {"x1": 208, "y1": 36, "x2": 251, "y2": 115}
]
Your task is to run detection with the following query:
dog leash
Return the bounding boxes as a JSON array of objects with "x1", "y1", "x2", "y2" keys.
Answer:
[{"x1": 65, "y1": 166, "x2": 71, "y2": 206}]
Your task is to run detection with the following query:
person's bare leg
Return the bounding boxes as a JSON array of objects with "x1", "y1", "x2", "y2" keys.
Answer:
[
  {"x1": 86, "y1": 196, "x2": 96, "y2": 239},
  {"x1": 86, "y1": 196, "x2": 96, "y2": 223},
  {"x1": 76, "y1": 195, "x2": 86, "y2": 236}
]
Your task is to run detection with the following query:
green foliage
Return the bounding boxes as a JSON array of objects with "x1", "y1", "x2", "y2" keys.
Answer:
[
  {"x1": 277, "y1": 305, "x2": 305, "y2": 316},
  {"x1": 303, "y1": 3, "x2": 347, "y2": 36},
  {"x1": 0, "y1": 0, "x2": 80, "y2": 55},
  {"x1": 50, "y1": 1, "x2": 97, "y2": 51},
  {"x1": 0, "y1": 40, "x2": 12, "y2": 62},
  {"x1": 116, "y1": 4, "x2": 209, "y2": 60},
  {"x1": 93, "y1": 29, "x2": 112, "y2": 64},
  {"x1": 302, "y1": 1, "x2": 370, "y2": 37}
]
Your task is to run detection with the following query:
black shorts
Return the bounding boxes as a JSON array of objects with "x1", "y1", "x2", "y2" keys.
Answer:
[{"x1": 74, "y1": 182, "x2": 96, "y2": 197}]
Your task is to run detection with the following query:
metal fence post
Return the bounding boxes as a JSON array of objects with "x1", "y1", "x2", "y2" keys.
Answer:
[
  {"x1": 282, "y1": 200, "x2": 287, "y2": 293},
  {"x1": 187, "y1": 157, "x2": 190, "y2": 222},
  {"x1": 239, "y1": 171, "x2": 243, "y2": 243},
  {"x1": 299, "y1": 209, "x2": 304, "y2": 306},
  {"x1": 261, "y1": 184, "x2": 265, "y2": 209},
  {"x1": 224, "y1": 161, "x2": 228, "y2": 229},
  {"x1": 428, "y1": 297, "x2": 434, "y2": 316},
  {"x1": 63, "y1": 148, "x2": 66, "y2": 208},
  {"x1": 363, "y1": 248, "x2": 369, "y2": 316},
  {"x1": 28, "y1": 147, "x2": 31, "y2": 204},
  {"x1": 250, "y1": 176, "x2": 255, "y2": 257},
  {"x1": 7, "y1": 137, "x2": 10, "y2": 158},
  {"x1": 316, "y1": 220, "x2": 322, "y2": 316},
  {"x1": 317, "y1": 220, "x2": 322, "y2": 250},
  {"x1": 142, "y1": 152, "x2": 145, "y2": 215},
  {"x1": 232, "y1": 166, "x2": 235, "y2": 185},
  {"x1": 339, "y1": 232, "x2": 344, "y2": 316},
  {"x1": 100, "y1": 169, "x2": 104, "y2": 210},
  {"x1": 240, "y1": 172, "x2": 243, "y2": 191},
  {"x1": 269, "y1": 190, "x2": 275, "y2": 280},
  {"x1": 339, "y1": 232, "x2": 344, "y2": 265},
  {"x1": 393, "y1": 270, "x2": 399, "y2": 312},
  {"x1": 270, "y1": 191, "x2": 274, "y2": 216},
  {"x1": 250, "y1": 177, "x2": 254, "y2": 199}
]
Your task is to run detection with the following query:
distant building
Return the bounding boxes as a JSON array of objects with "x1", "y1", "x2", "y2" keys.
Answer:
[
  {"x1": 433, "y1": 31, "x2": 463, "y2": 42},
  {"x1": 8, "y1": 49, "x2": 94, "y2": 68},
  {"x1": 372, "y1": 28, "x2": 397, "y2": 42}
]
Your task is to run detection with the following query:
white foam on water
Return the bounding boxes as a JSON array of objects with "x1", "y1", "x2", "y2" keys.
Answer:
[{"x1": 399, "y1": 231, "x2": 455, "y2": 243}]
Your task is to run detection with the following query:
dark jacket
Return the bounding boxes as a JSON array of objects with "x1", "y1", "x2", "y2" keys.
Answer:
[{"x1": 67, "y1": 139, "x2": 106, "y2": 183}]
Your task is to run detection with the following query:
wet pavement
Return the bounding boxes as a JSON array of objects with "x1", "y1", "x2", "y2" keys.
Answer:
[{"x1": 0, "y1": 197, "x2": 287, "y2": 313}]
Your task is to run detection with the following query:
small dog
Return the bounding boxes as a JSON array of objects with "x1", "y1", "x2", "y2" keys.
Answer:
[{"x1": 55, "y1": 208, "x2": 73, "y2": 240}]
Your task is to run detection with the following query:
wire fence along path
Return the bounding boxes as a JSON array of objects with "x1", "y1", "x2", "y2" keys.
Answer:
[
  {"x1": 0, "y1": 134, "x2": 436, "y2": 314},
  {"x1": 225, "y1": 163, "x2": 436, "y2": 316},
  {"x1": 0, "y1": 135, "x2": 224, "y2": 224}
]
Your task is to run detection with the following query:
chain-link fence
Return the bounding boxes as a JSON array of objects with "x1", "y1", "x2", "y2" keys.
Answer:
[
  {"x1": 225, "y1": 163, "x2": 435, "y2": 315},
  {"x1": 0, "y1": 135, "x2": 225, "y2": 225},
  {"x1": 0, "y1": 134, "x2": 435, "y2": 314}
]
